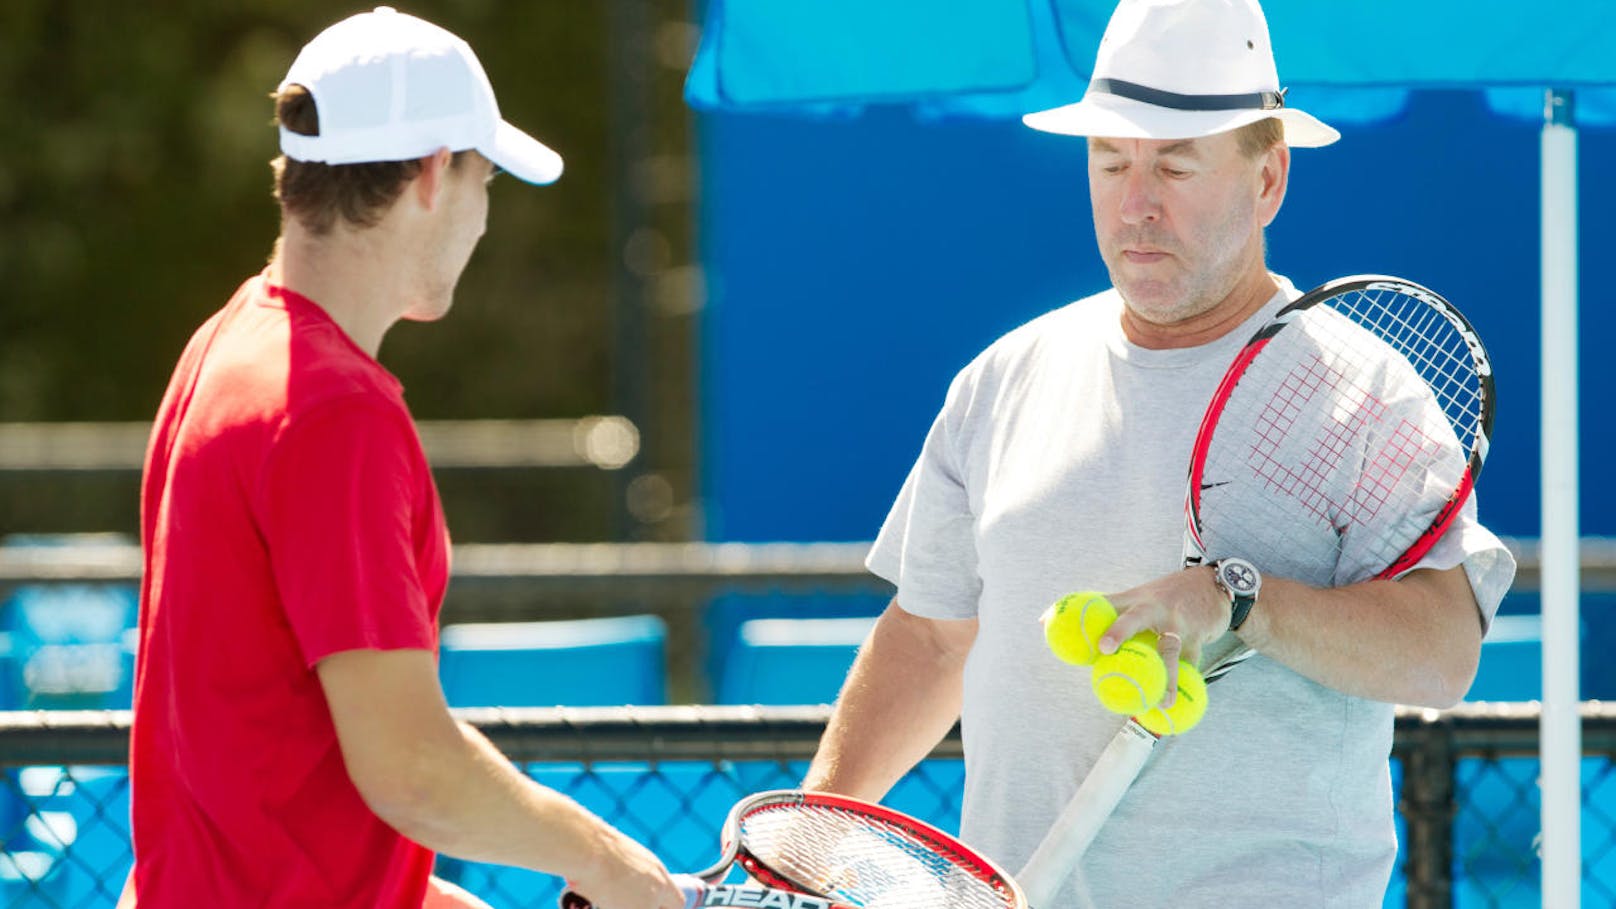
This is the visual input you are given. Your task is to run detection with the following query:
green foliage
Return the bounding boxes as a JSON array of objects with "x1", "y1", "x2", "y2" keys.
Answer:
[
  {"x1": 0, "y1": 1, "x2": 616, "y2": 419},
  {"x1": 0, "y1": 2, "x2": 697, "y2": 541}
]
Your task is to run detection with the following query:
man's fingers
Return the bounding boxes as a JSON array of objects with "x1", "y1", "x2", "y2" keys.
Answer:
[
  {"x1": 1098, "y1": 602, "x2": 1151, "y2": 653},
  {"x1": 1157, "y1": 631, "x2": 1182, "y2": 707}
]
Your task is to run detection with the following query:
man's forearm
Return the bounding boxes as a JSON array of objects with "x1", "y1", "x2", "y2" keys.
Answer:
[
  {"x1": 1237, "y1": 566, "x2": 1484, "y2": 707},
  {"x1": 1107, "y1": 563, "x2": 1488, "y2": 711},
  {"x1": 370, "y1": 719, "x2": 613, "y2": 873},
  {"x1": 318, "y1": 649, "x2": 651, "y2": 886},
  {"x1": 803, "y1": 602, "x2": 974, "y2": 800}
]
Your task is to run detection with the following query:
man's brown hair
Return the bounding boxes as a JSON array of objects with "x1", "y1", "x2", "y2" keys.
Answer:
[
  {"x1": 1235, "y1": 117, "x2": 1285, "y2": 159},
  {"x1": 270, "y1": 84, "x2": 467, "y2": 234}
]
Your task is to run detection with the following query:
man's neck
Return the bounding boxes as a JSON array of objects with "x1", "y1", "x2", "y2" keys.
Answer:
[
  {"x1": 1120, "y1": 265, "x2": 1279, "y2": 351},
  {"x1": 268, "y1": 225, "x2": 415, "y2": 358}
]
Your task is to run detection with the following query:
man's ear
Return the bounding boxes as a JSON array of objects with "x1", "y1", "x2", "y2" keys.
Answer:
[
  {"x1": 1257, "y1": 143, "x2": 1290, "y2": 229},
  {"x1": 411, "y1": 147, "x2": 456, "y2": 211}
]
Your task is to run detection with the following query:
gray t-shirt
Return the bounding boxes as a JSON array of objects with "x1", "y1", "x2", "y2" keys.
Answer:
[{"x1": 867, "y1": 277, "x2": 1516, "y2": 908}]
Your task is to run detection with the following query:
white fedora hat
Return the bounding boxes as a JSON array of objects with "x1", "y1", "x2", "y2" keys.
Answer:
[{"x1": 1023, "y1": 0, "x2": 1338, "y2": 148}]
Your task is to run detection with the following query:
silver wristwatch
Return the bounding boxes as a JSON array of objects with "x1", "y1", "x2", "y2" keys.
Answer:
[{"x1": 1211, "y1": 557, "x2": 1262, "y2": 631}]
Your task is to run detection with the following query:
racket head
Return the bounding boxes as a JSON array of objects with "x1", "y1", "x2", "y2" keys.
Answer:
[
  {"x1": 721, "y1": 790, "x2": 1027, "y2": 909},
  {"x1": 1184, "y1": 275, "x2": 1494, "y2": 584}
]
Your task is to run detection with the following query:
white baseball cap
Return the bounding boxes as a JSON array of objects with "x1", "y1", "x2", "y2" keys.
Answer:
[
  {"x1": 277, "y1": 6, "x2": 563, "y2": 184},
  {"x1": 1023, "y1": 0, "x2": 1338, "y2": 148}
]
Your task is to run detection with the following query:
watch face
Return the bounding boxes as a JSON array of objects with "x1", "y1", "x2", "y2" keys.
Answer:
[{"x1": 1219, "y1": 559, "x2": 1260, "y2": 596}]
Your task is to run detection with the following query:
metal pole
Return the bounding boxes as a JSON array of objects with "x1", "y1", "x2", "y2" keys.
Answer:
[
  {"x1": 1399, "y1": 716, "x2": 1456, "y2": 909},
  {"x1": 608, "y1": 0, "x2": 657, "y2": 540},
  {"x1": 1540, "y1": 87, "x2": 1581, "y2": 909}
]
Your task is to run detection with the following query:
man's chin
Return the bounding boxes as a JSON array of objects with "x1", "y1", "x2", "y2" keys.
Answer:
[
  {"x1": 1116, "y1": 282, "x2": 1189, "y2": 324},
  {"x1": 402, "y1": 297, "x2": 454, "y2": 323}
]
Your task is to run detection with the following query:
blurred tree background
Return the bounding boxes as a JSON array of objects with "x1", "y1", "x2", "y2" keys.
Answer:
[{"x1": 0, "y1": 1, "x2": 700, "y2": 543}]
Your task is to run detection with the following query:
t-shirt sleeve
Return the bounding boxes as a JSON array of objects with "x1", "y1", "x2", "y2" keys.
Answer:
[
  {"x1": 258, "y1": 395, "x2": 438, "y2": 667},
  {"x1": 1400, "y1": 490, "x2": 1518, "y2": 632},
  {"x1": 867, "y1": 369, "x2": 983, "y2": 620},
  {"x1": 1321, "y1": 333, "x2": 1515, "y2": 627}
]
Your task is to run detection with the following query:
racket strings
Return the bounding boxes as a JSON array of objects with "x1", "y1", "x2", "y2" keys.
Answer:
[
  {"x1": 1339, "y1": 288, "x2": 1487, "y2": 450},
  {"x1": 1204, "y1": 287, "x2": 1484, "y2": 583},
  {"x1": 1246, "y1": 351, "x2": 1413, "y2": 530},
  {"x1": 738, "y1": 805, "x2": 1015, "y2": 909}
]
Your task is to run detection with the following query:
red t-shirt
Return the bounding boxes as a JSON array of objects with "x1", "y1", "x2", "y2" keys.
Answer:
[{"x1": 131, "y1": 274, "x2": 448, "y2": 906}]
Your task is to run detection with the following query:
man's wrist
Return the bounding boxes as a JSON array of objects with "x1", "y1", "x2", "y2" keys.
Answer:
[{"x1": 1211, "y1": 557, "x2": 1262, "y2": 632}]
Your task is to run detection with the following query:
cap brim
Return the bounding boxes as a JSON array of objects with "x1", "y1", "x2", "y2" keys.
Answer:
[
  {"x1": 482, "y1": 120, "x2": 565, "y2": 185},
  {"x1": 1023, "y1": 93, "x2": 1339, "y2": 149}
]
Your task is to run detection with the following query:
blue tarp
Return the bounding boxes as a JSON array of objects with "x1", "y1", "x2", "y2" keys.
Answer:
[{"x1": 687, "y1": 0, "x2": 1616, "y2": 124}]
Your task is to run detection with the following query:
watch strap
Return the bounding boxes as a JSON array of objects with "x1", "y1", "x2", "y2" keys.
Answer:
[{"x1": 1228, "y1": 588, "x2": 1257, "y2": 631}]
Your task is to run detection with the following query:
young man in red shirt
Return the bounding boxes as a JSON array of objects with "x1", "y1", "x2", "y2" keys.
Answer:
[{"x1": 125, "y1": 8, "x2": 684, "y2": 908}]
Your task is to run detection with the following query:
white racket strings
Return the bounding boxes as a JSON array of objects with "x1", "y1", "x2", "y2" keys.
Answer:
[{"x1": 739, "y1": 805, "x2": 1016, "y2": 909}]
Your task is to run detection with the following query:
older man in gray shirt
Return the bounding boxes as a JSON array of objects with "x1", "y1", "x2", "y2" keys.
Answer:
[{"x1": 802, "y1": 1, "x2": 1515, "y2": 906}]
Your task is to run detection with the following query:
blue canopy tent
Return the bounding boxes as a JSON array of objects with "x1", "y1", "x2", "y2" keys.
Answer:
[{"x1": 687, "y1": 1, "x2": 1615, "y2": 904}]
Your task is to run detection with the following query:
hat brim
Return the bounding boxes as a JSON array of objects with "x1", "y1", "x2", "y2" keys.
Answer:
[
  {"x1": 481, "y1": 120, "x2": 565, "y2": 185},
  {"x1": 1023, "y1": 92, "x2": 1339, "y2": 149}
]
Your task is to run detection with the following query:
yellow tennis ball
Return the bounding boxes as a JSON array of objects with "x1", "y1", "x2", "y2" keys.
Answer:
[
  {"x1": 1042, "y1": 592, "x2": 1117, "y2": 667},
  {"x1": 1136, "y1": 661, "x2": 1208, "y2": 736},
  {"x1": 1090, "y1": 631, "x2": 1166, "y2": 715}
]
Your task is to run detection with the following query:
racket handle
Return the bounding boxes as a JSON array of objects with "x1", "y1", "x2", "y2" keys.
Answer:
[
  {"x1": 559, "y1": 874, "x2": 705, "y2": 909},
  {"x1": 1017, "y1": 720, "x2": 1156, "y2": 907}
]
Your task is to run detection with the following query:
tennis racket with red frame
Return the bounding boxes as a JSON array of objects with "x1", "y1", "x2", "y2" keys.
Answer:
[
  {"x1": 561, "y1": 789, "x2": 1026, "y2": 909},
  {"x1": 1017, "y1": 275, "x2": 1496, "y2": 904}
]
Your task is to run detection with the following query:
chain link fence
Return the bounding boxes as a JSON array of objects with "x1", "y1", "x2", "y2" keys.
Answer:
[
  {"x1": 0, "y1": 705, "x2": 1611, "y2": 908},
  {"x1": 1, "y1": 539, "x2": 1612, "y2": 905}
]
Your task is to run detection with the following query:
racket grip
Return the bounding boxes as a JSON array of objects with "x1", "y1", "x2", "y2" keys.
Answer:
[
  {"x1": 558, "y1": 875, "x2": 705, "y2": 909},
  {"x1": 1017, "y1": 720, "x2": 1156, "y2": 907},
  {"x1": 674, "y1": 875, "x2": 706, "y2": 909}
]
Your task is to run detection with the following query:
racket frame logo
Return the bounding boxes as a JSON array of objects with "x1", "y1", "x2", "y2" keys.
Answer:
[{"x1": 700, "y1": 884, "x2": 836, "y2": 909}]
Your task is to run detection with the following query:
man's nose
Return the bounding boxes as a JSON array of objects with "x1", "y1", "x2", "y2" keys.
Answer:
[{"x1": 1117, "y1": 169, "x2": 1161, "y2": 225}]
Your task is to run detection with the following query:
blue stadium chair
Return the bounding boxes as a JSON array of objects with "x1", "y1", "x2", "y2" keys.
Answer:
[
  {"x1": 0, "y1": 545, "x2": 138, "y2": 906},
  {"x1": 1465, "y1": 613, "x2": 1545, "y2": 702},
  {"x1": 716, "y1": 616, "x2": 875, "y2": 705},
  {"x1": 438, "y1": 615, "x2": 668, "y2": 708},
  {"x1": 0, "y1": 584, "x2": 137, "y2": 711},
  {"x1": 702, "y1": 593, "x2": 887, "y2": 701},
  {"x1": 1489, "y1": 591, "x2": 1616, "y2": 700},
  {"x1": 1573, "y1": 593, "x2": 1616, "y2": 700}
]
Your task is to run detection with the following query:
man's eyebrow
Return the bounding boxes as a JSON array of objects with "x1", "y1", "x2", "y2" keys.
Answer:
[{"x1": 1156, "y1": 140, "x2": 1201, "y2": 157}]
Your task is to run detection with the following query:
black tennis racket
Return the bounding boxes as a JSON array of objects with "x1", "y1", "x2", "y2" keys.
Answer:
[
  {"x1": 562, "y1": 789, "x2": 1026, "y2": 909},
  {"x1": 1018, "y1": 275, "x2": 1496, "y2": 904}
]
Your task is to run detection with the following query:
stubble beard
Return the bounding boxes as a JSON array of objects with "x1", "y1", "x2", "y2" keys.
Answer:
[{"x1": 1106, "y1": 205, "x2": 1260, "y2": 328}]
